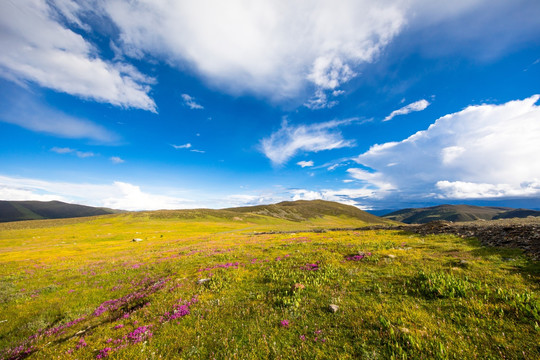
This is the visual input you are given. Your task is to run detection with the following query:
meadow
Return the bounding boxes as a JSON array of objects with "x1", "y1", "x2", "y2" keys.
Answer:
[{"x1": 0, "y1": 211, "x2": 538, "y2": 359}]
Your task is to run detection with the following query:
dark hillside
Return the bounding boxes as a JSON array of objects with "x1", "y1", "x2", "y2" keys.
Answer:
[
  {"x1": 0, "y1": 200, "x2": 116, "y2": 222},
  {"x1": 383, "y1": 204, "x2": 539, "y2": 224}
]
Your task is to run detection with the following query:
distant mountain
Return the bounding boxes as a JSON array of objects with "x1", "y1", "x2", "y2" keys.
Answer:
[
  {"x1": 493, "y1": 208, "x2": 540, "y2": 220},
  {"x1": 226, "y1": 200, "x2": 390, "y2": 224},
  {"x1": 365, "y1": 209, "x2": 398, "y2": 217},
  {"x1": 0, "y1": 200, "x2": 118, "y2": 222},
  {"x1": 383, "y1": 204, "x2": 540, "y2": 224}
]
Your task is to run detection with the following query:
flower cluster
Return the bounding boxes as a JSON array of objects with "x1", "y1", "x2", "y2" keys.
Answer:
[
  {"x1": 345, "y1": 252, "x2": 372, "y2": 261},
  {"x1": 300, "y1": 262, "x2": 320, "y2": 271},
  {"x1": 42, "y1": 316, "x2": 86, "y2": 337},
  {"x1": 98, "y1": 325, "x2": 154, "y2": 358},
  {"x1": 93, "y1": 278, "x2": 169, "y2": 317},
  {"x1": 280, "y1": 319, "x2": 290, "y2": 328},
  {"x1": 160, "y1": 295, "x2": 198, "y2": 323}
]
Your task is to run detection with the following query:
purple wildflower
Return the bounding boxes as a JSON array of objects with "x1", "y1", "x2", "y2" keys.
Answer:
[
  {"x1": 126, "y1": 325, "x2": 153, "y2": 343},
  {"x1": 280, "y1": 319, "x2": 290, "y2": 328},
  {"x1": 96, "y1": 347, "x2": 112, "y2": 359}
]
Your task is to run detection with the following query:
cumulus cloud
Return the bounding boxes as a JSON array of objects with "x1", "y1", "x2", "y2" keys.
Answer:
[
  {"x1": 104, "y1": 0, "x2": 407, "y2": 102},
  {"x1": 260, "y1": 119, "x2": 356, "y2": 165},
  {"x1": 290, "y1": 188, "x2": 374, "y2": 208},
  {"x1": 354, "y1": 95, "x2": 540, "y2": 200},
  {"x1": 181, "y1": 94, "x2": 204, "y2": 110},
  {"x1": 297, "y1": 161, "x2": 314, "y2": 168},
  {"x1": 0, "y1": 174, "x2": 193, "y2": 211},
  {"x1": 0, "y1": 0, "x2": 156, "y2": 111},
  {"x1": 384, "y1": 99, "x2": 430, "y2": 121}
]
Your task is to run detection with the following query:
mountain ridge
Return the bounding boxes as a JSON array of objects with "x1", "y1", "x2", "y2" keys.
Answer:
[{"x1": 383, "y1": 204, "x2": 540, "y2": 224}]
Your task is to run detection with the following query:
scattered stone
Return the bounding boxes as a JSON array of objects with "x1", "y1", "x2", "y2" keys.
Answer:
[
  {"x1": 451, "y1": 267, "x2": 461, "y2": 271},
  {"x1": 329, "y1": 304, "x2": 339, "y2": 313},
  {"x1": 197, "y1": 278, "x2": 210, "y2": 285},
  {"x1": 399, "y1": 327, "x2": 410, "y2": 334},
  {"x1": 386, "y1": 254, "x2": 396, "y2": 259},
  {"x1": 458, "y1": 259, "x2": 469, "y2": 266},
  {"x1": 132, "y1": 238, "x2": 143, "y2": 242}
]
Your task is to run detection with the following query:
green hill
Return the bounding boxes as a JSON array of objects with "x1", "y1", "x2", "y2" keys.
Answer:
[
  {"x1": 226, "y1": 199, "x2": 390, "y2": 224},
  {"x1": 0, "y1": 200, "x2": 117, "y2": 222},
  {"x1": 383, "y1": 204, "x2": 539, "y2": 224}
]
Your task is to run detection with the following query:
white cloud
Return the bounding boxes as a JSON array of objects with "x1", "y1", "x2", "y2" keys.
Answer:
[
  {"x1": 181, "y1": 94, "x2": 204, "y2": 110},
  {"x1": 0, "y1": 0, "x2": 156, "y2": 111},
  {"x1": 190, "y1": 149, "x2": 205, "y2": 154},
  {"x1": 0, "y1": 174, "x2": 193, "y2": 211},
  {"x1": 290, "y1": 188, "x2": 374, "y2": 208},
  {"x1": 297, "y1": 160, "x2": 314, "y2": 168},
  {"x1": 51, "y1": 147, "x2": 75, "y2": 154},
  {"x1": 104, "y1": 0, "x2": 407, "y2": 102},
  {"x1": 110, "y1": 156, "x2": 125, "y2": 164},
  {"x1": 260, "y1": 118, "x2": 355, "y2": 165},
  {"x1": 436, "y1": 180, "x2": 540, "y2": 199},
  {"x1": 76, "y1": 151, "x2": 95, "y2": 158},
  {"x1": 51, "y1": 147, "x2": 94, "y2": 158},
  {"x1": 0, "y1": 93, "x2": 118, "y2": 142},
  {"x1": 384, "y1": 99, "x2": 430, "y2": 121},
  {"x1": 354, "y1": 95, "x2": 540, "y2": 199},
  {"x1": 172, "y1": 143, "x2": 192, "y2": 149}
]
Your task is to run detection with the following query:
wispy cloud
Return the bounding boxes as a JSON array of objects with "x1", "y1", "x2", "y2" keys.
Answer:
[
  {"x1": 384, "y1": 99, "x2": 430, "y2": 121},
  {"x1": 190, "y1": 149, "x2": 205, "y2": 154},
  {"x1": 51, "y1": 147, "x2": 75, "y2": 154},
  {"x1": 110, "y1": 156, "x2": 125, "y2": 164},
  {"x1": 0, "y1": 89, "x2": 118, "y2": 142},
  {"x1": 0, "y1": 0, "x2": 156, "y2": 111},
  {"x1": 51, "y1": 147, "x2": 95, "y2": 158},
  {"x1": 297, "y1": 160, "x2": 314, "y2": 168},
  {"x1": 172, "y1": 143, "x2": 192, "y2": 149},
  {"x1": 181, "y1": 94, "x2": 204, "y2": 110},
  {"x1": 260, "y1": 118, "x2": 356, "y2": 165},
  {"x1": 354, "y1": 95, "x2": 540, "y2": 199}
]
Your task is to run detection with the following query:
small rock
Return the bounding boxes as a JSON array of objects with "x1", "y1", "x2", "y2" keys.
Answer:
[
  {"x1": 399, "y1": 327, "x2": 410, "y2": 334},
  {"x1": 386, "y1": 254, "x2": 396, "y2": 259},
  {"x1": 459, "y1": 259, "x2": 468, "y2": 265},
  {"x1": 132, "y1": 238, "x2": 143, "y2": 242},
  {"x1": 328, "y1": 304, "x2": 339, "y2": 313},
  {"x1": 197, "y1": 278, "x2": 210, "y2": 285}
]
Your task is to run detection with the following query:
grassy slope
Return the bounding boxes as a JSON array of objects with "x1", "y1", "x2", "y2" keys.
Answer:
[
  {"x1": 226, "y1": 199, "x2": 390, "y2": 224},
  {"x1": 0, "y1": 212, "x2": 538, "y2": 359}
]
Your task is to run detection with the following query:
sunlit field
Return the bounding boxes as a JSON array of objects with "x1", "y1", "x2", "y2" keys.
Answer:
[{"x1": 1, "y1": 212, "x2": 538, "y2": 359}]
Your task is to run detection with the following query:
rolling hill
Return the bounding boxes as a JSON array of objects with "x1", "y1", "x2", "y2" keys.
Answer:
[
  {"x1": 0, "y1": 199, "x2": 393, "y2": 227},
  {"x1": 226, "y1": 200, "x2": 389, "y2": 223},
  {"x1": 0, "y1": 200, "x2": 118, "y2": 222},
  {"x1": 383, "y1": 204, "x2": 540, "y2": 224}
]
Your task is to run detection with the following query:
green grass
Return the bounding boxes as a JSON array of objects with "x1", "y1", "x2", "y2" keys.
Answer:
[{"x1": 0, "y1": 214, "x2": 538, "y2": 359}]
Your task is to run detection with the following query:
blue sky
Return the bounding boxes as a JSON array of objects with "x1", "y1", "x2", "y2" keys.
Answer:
[{"x1": 1, "y1": 0, "x2": 540, "y2": 211}]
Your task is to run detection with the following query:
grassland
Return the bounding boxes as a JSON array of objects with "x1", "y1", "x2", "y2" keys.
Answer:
[{"x1": 0, "y1": 210, "x2": 538, "y2": 359}]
